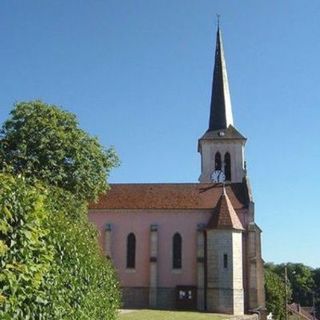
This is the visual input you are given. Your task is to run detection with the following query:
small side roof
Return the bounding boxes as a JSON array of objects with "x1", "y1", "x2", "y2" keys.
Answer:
[{"x1": 207, "y1": 188, "x2": 244, "y2": 230}]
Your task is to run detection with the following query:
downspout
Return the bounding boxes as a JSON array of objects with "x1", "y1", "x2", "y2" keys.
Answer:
[{"x1": 204, "y1": 229, "x2": 208, "y2": 311}]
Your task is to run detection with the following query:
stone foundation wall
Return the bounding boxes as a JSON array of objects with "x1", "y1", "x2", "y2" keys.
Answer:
[
  {"x1": 157, "y1": 287, "x2": 176, "y2": 309},
  {"x1": 207, "y1": 288, "x2": 244, "y2": 314},
  {"x1": 121, "y1": 287, "x2": 149, "y2": 308},
  {"x1": 121, "y1": 287, "x2": 176, "y2": 309},
  {"x1": 121, "y1": 286, "x2": 254, "y2": 316}
]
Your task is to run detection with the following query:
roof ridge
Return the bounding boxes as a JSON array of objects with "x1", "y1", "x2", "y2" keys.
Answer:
[
  {"x1": 108, "y1": 182, "x2": 244, "y2": 186},
  {"x1": 89, "y1": 183, "x2": 248, "y2": 210}
]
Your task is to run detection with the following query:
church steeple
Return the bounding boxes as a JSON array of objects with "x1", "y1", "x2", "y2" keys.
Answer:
[
  {"x1": 208, "y1": 27, "x2": 234, "y2": 131},
  {"x1": 198, "y1": 26, "x2": 246, "y2": 184}
]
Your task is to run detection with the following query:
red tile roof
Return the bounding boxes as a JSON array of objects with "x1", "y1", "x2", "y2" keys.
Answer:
[
  {"x1": 90, "y1": 183, "x2": 248, "y2": 210},
  {"x1": 207, "y1": 189, "x2": 244, "y2": 230}
]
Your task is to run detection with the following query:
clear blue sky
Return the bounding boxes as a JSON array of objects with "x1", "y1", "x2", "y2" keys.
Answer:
[{"x1": 1, "y1": 1, "x2": 320, "y2": 268}]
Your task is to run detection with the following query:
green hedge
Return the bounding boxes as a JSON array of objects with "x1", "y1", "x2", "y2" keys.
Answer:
[
  {"x1": 43, "y1": 192, "x2": 120, "y2": 320},
  {"x1": 0, "y1": 174, "x2": 54, "y2": 319},
  {"x1": 0, "y1": 174, "x2": 120, "y2": 319}
]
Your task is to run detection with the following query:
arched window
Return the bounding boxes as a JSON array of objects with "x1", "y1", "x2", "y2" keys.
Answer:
[
  {"x1": 224, "y1": 152, "x2": 231, "y2": 181},
  {"x1": 126, "y1": 233, "x2": 136, "y2": 269},
  {"x1": 215, "y1": 152, "x2": 222, "y2": 170},
  {"x1": 173, "y1": 233, "x2": 182, "y2": 269}
]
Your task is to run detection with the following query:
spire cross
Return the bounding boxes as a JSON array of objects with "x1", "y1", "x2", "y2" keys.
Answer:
[{"x1": 217, "y1": 14, "x2": 221, "y2": 28}]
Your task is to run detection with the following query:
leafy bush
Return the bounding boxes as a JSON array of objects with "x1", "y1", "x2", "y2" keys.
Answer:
[
  {"x1": 43, "y1": 190, "x2": 120, "y2": 319},
  {"x1": 0, "y1": 174, "x2": 120, "y2": 319},
  {"x1": 0, "y1": 174, "x2": 54, "y2": 319}
]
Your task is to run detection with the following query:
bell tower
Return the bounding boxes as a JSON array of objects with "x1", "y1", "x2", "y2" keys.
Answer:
[{"x1": 198, "y1": 27, "x2": 246, "y2": 183}]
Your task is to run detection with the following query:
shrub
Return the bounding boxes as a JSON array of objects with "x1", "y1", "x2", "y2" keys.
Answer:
[
  {"x1": 0, "y1": 174, "x2": 54, "y2": 319},
  {"x1": 43, "y1": 191, "x2": 120, "y2": 319},
  {"x1": 0, "y1": 175, "x2": 120, "y2": 319}
]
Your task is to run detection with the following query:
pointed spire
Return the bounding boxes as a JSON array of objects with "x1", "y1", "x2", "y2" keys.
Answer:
[
  {"x1": 207, "y1": 188, "x2": 244, "y2": 230},
  {"x1": 208, "y1": 25, "x2": 234, "y2": 131}
]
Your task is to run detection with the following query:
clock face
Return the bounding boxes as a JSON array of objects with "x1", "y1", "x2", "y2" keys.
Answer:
[{"x1": 211, "y1": 170, "x2": 225, "y2": 183}]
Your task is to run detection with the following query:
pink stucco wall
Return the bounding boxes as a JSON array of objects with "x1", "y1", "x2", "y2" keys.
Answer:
[{"x1": 89, "y1": 209, "x2": 212, "y2": 288}]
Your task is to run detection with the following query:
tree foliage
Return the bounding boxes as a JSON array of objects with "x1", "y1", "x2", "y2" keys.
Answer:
[
  {"x1": 43, "y1": 190, "x2": 120, "y2": 319},
  {"x1": 265, "y1": 264, "x2": 291, "y2": 320},
  {"x1": 268, "y1": 263, "x2": 315, "y2": 306},
  {"x1": 0, "y1": 100, "x2": 118, "y2": 201},
  {"x1": 0, "y1": 174, "x2": 54, "y2": 319},
  {"x1": 265, "y1": 262, "x2": 320, "y2": 320},
  {"x1": 0, "y1": 174, "x2": 120, "y2": 319},
  {"x1": 286, "y1": 263, "x2": 314, "y2": 306},
  {"x1": 0, "y1": 101, "x2": 120, "y2": 319},
  {"x1": 313, "y1": 268, "x2": 320, "y2": 318}
]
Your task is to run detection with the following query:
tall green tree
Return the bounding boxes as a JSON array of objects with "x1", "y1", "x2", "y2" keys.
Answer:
[
  {"x1": 313, "y1": 268, "x2": 320, "y2": 318},
  {"x1": 0, "y1": 101, "x2": 120, "y2": 319},
  {"x1": 265, "y1": 263, "x2": 291, "y2": 320},
  {"x1": 265, "y1": 262, "x2": 320, "y2": 320},
  {"x1": 287, "y1": 263, "x2": 314, "y2": 306},
  {"x1": 0, "y1": 100, "x2": 118, "y2": 201},
  {"x1": 271, "y1": 263, "x2": 315, "y2": 306}
]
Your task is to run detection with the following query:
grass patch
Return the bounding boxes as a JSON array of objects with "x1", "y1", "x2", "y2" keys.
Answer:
[{"x1": 118, "y1": 309, "x2": 229, "y2": 320}]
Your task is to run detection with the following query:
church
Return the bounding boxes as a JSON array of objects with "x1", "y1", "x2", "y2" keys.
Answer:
[{"x1": 89, "y1": 26, "x2": 265, "y2": 315}]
